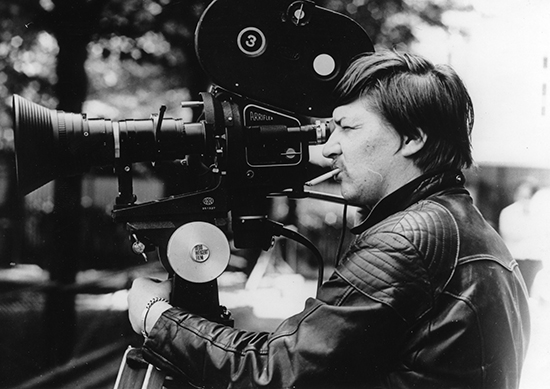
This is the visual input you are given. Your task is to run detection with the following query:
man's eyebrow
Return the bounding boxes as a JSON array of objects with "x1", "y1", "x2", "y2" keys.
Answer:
[
  {"x1": 333, "y1": 113, "x2": 348, "y2": 127},
  {"x1": 335, "y1": 115, "x2": 360, "y2": 128}
]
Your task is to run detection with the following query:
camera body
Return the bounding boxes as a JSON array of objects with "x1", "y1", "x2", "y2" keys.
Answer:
[
  {"x1": 12, "y1": 0, "x2": 373, "y2": 312},
  {"x1": 109, "y1": 87, "x2": 331, "y2": 255}
]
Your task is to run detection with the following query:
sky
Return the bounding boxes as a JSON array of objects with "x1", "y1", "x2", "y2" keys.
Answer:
[{"x1": 413, "y1": 0, "x2": 550, "y2": 169}]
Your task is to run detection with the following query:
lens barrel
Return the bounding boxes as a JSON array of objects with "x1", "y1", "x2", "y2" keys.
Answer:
[{"x1": 12, "y1": 95, "x2": 207, "y2": 195}]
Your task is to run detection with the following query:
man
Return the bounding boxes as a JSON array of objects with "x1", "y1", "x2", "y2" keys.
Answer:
[{"x1": 128, "y1": 51, "x2": 530, "y2": 388}]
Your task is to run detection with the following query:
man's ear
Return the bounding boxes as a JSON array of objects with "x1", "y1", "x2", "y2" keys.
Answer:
[{"x1": 401, "y1": 129, "x2": 427, "y2": 158}]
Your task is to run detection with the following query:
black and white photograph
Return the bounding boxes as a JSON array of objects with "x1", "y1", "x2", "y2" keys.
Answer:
[{"x1": 0, "y1": 1, "x2": 548, "y2": 388}]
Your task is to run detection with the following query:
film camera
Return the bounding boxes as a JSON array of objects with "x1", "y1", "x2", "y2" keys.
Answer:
[{"x1": 13, "y1": 0, "x2": 373, "y2": 316}]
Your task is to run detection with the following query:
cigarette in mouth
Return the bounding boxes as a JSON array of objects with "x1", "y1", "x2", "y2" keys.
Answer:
[{"x1": 305, "y1": 169, "x2": 341, "y2": 186}]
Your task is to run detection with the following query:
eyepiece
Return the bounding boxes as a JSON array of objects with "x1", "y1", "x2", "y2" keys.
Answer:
[{"x1": 287, "y1": 120, "x2": 331, "y2": 144}]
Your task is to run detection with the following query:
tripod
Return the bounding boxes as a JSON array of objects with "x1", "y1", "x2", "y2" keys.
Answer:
[{"x1": 113, "y1": 347, "x2": 166, "y2": 389}]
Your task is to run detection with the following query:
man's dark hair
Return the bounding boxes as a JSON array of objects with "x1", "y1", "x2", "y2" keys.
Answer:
[{"x1": 336, "y1": 50, "x2": 475, "y2": 172}]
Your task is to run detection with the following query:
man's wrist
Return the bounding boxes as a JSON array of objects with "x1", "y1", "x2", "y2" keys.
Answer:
[{"x1": 140, "y1": 297, "x2": 172, "y2": 337}]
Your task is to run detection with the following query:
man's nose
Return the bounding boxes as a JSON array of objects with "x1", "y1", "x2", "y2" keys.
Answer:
[{"x1": 322, "y1": 130, "x2": 341, "y2": 159}]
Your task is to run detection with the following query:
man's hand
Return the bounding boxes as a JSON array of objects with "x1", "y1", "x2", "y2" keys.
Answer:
[{"x1": 128, "y1": 277, "x2": 172, "y2": 335}]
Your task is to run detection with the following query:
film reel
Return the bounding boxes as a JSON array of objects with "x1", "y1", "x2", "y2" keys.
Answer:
[
  {"x1": 166, "y1": 222, "x2": 230, "y2": 283},
  {"x1": 196, "y1": 0, "x2": 373, "y2": 118}
]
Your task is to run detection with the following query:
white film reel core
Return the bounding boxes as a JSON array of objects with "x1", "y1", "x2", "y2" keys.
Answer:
[
  {"x1": 167, "y1": 222, "x2": 230, "y2": 283},
  {"x1": 313, "y1": 53, "x2": 336, "y2": 77}
]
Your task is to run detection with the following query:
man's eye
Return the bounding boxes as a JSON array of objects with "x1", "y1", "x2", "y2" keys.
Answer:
[{"x1": 344, "y1": 125, "x2": 360, "y2": 131}]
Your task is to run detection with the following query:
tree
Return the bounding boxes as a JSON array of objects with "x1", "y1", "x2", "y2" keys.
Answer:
[{"x1": 317, "y1": 0, "x2": 473, "y2": 50}]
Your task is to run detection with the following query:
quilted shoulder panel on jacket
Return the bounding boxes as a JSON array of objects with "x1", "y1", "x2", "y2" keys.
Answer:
[{"x1": 337, "y1": 200, "x2": 459, "y2": 324}]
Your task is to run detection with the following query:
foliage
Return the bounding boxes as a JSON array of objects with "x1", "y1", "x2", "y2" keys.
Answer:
[
  {"x1": 318, "y1": 0, "x2": 473, "y2": 50},
  {"x1": 88, "y1": 0, "x2": 210, "y2": 101}
]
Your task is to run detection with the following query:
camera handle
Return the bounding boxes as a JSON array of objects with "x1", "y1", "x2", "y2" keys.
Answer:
[
  {"x1": 113, "y1": 220, "x2": 327, "y2": 389},
  {"x1": 114, "y1": 221, "x2": 233, "y2": 389}
]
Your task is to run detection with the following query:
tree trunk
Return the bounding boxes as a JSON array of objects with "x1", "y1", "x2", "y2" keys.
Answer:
[{"x1": 44, "y1": 0, "x2": 91, "y2": 366}]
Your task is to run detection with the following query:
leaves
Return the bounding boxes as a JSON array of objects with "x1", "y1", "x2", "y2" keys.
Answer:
[{"x1": 317, "y1": 0, "x2": 462, "y2": 49}]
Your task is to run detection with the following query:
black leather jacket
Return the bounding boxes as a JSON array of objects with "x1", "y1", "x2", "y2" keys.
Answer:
[{"x1": 143, "y1": 170, "x2": 530, "y2": 388}]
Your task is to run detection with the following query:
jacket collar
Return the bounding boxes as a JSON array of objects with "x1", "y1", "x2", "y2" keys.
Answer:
[{"x1": 350, "y1": 170, "x2": 466, "y2": 234}]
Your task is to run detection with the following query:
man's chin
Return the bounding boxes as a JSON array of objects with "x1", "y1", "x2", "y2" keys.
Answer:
[
  {"x1": 340, "y1": 189, "x2": 359, "y2": 206},
  {"x1": 340, "y1": 188, "x2": 377, "y2": 208}
]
